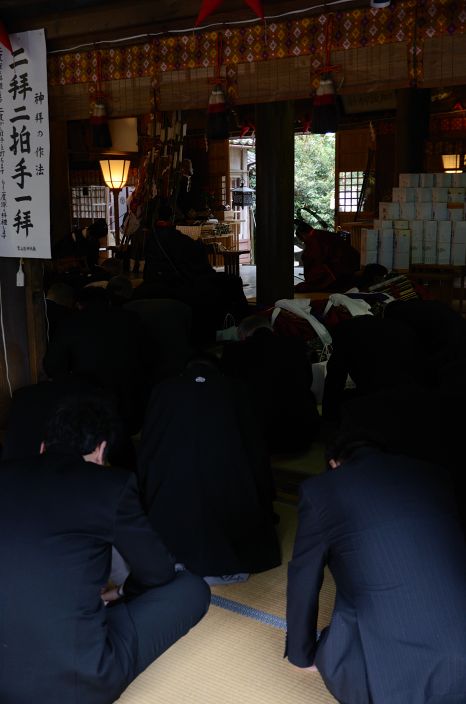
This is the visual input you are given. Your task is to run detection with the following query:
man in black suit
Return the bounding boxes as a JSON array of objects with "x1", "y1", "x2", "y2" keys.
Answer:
[
  {"x1": 286, "y1": 434, "x2": 466, "y2": 704},
  {"x1": 383, "y1": 298, "x2": 466, "y2": 391},
  {"x1": 0, "y1": 396, "x2": 210, "y2": 704},
  {"x1": 1, "y1": 375, "x2": 136, "y2": 470},
  {"x1": 124, "y1": 297, "x2": 194, "y2": 384},
  {"x1": 321, "y1": 314, "x2": 422, "y2": 425},
  {"x1": 43, "y1": 285, "x2": 151, "y2": 434},
  {"x1": 142, "y1": 204, "x2": 250, "y2": 343},
  {"x1": 221, "y1": 315, "x2": 320, "y2": 454}
]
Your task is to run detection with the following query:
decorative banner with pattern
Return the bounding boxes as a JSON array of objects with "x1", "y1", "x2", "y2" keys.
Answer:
[
  {"x1": 47, "y1": 0, "x2": 466, "y2": 88},
  {"x1": 0, "y1": 30, "x2": 50, "y2": 260}
]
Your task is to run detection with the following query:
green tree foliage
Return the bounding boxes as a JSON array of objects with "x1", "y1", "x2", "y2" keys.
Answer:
[{"x1": 294, "y1": 133, "x2": 335, "y2": 229}]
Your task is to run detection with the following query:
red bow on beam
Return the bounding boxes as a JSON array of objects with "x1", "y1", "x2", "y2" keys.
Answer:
[
  {"x1": 195, "y1": 0, "x2": 264, "y2": 27},
  {"x1": 0, "y1": 20, "x2": 12, "y2": 53}
]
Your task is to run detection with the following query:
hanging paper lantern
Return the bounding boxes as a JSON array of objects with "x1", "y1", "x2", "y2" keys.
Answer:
[
  {"x1": 207, "y1": 84, "x2": 229, "y2": 140},
  {"x1": 0, "y1": 20, "x2": 12, "y2": 53},
  {"x1": 195, "y1": 0, "x2": 264, "y2": 27},
  {"x1": 311, "y1": 77, "x2": 339, "y2": 134}
]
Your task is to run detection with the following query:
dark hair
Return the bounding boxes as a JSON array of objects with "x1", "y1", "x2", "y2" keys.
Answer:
[
  {"x1": 46, "y1": 282, "x2": 76, "y2": 308},
  {"x1": 43, "y1": 394, "x2": 119, "y2": 457},
  {"x1": 75, "y1": 285, "x2": 108, "y2": 308},
  {"x1": 106, "y1": 275, "x2": 133, "y2": 306},
  {"x1": 101, "y1": 257, "x2": 124, "y2": 276},
  {"x1": 325, "y1": 429, "x2": 386, "y2": 466},
  {"x1": 158, "y1": 204, "x2": 173, "y2": 221},
  {"x1": 87, "y1": 219, "x2": 108, "y2": 239},
  {"x1": 238, "y1": 314, "x2": 272, "y2": 339},
  {"x1": 185, "y1": 350, "x2": 221, "y2": 372},
  {"x1": 356, "y1": 263, "x2": 388, "y2": 290},
  {"x1": 294, "y1": 220, "x2": 311, "y2": 237}
]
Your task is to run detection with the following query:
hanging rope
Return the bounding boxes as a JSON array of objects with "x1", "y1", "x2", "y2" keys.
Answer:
[
  {"x1": 311, "y1": 14, "x2": 341, "y2": 134},
  {"x1": 90, "y1": 48, "x2": 112, "y2": 150},
  {"x1": 208, "y1": 32, "x2": 226, "y2": 84},
  {"x1": 206, "y1": 33, "x2": 229, "y2": 141},
  {"x1": 317, "y1": 13, "x2": 340, "y2": 75}
]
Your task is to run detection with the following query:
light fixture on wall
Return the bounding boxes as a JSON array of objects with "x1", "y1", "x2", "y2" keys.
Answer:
[
  {"x1": 370, "y1": 0, "x2": 391, "y2": 7},
  {"x1": 232, "y1": 180, "x2": 254, "y2": 208},
  {"x1": 442, "y1": 154, "x2": 463, "y2": 173},
  {"x1": 99, "y1": 158, "x2": 131, "y2": 245}
]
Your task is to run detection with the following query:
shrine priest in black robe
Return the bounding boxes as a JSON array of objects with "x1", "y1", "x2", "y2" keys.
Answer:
[{"x1": 137, "y1": 356, "x2": 281, "y2": 582}]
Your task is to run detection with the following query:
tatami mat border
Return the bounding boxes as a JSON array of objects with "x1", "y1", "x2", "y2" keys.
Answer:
[{"x1": 211, "y1": 595, "x2": 287, "y2": 631}]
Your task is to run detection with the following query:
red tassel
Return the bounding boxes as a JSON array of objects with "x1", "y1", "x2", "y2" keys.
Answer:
[{"x1": 0, "y1": 20, "x2": 12, "y2": 53}]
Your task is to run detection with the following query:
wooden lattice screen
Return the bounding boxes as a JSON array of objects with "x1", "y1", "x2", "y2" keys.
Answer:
[{"x1": 69, "y1": 169, "x2": 138, "y2": 231}]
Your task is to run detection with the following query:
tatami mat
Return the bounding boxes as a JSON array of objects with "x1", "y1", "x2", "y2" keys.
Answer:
[
  {"x1": 272, "y1": 442, "x2": 327, "y2": 504},
  {"x1": 116, "y1": 501, "x2": 337, "y2": 703},
  {"x1": 211, "y1": 502, "x2": 335, "y2": 628},
  {"x1": 118, "y1": 605, "x2": 337, "y2": 704},
  {"x1": 271, "y1": 442, "x2": 326, "y2": 475}
]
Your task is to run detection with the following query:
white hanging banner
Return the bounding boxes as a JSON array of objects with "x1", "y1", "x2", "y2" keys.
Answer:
[{"x1": 0, "y1": 29, "x2": 50, "y2": 259}]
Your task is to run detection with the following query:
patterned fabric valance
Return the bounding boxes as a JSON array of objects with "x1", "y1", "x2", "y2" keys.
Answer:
[{"x1": 47, "y1": 0, "x2": 466, "y2": 89}]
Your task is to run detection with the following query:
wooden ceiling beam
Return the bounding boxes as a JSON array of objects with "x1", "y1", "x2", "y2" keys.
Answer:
[{"x1": 4, "y1": 0, "x2": 365, "y2": 52}]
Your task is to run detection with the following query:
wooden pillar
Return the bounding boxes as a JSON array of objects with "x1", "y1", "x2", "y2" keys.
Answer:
[
  {"x1": 50, "y1": 119, "x2": 72, "y2": 245},
  {"x1": 24, "y1": 260, "x2": 47, "y2": 385},
  {"x1": 395, "y1": 88, "x2": 431, "y2": 177},
  {"x1": 207, "y1": 139, "x2": 229, "y2": 221},
  {"x1": 255, "y1": 101, "x2": 295, "y2": 305},
  {"x1": 0, "y1": 259, "x2": 47, "y2": 431}
]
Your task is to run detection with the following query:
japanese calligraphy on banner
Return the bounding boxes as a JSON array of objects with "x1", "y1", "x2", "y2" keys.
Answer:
[{"x1": 0, "y1": 29, "x2": 50, "y2": 260}]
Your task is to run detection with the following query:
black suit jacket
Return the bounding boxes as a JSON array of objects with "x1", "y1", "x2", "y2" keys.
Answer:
[
  {"x1": 124, "y1": 298, "x2": 194, "y2": 383},
  {"x1": 286, "y1": 449, "x2": 466, "y2": 704},
  {"x1": 0, "y1": 451, "x2": 175, "y2": 704},
  {"x1": 143, "y1": 225, "x2": 214, "y2": 285},
  {"x1": 384, "y1": 299, "x2": 466, "y2": 391},
  {"x1": 221, "y1": 329, "x2": 320, "y2": 453},
  {"x1": 322, "y1": 315, "x2": 421, "y2": 423},
  {"x1": 43, "y1": 304, "x2": 150, "y2": 433}
]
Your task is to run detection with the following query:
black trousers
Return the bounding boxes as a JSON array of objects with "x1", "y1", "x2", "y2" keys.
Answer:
[{"x1": 106, "y1": 571, "x2": 210, "y2": 697}]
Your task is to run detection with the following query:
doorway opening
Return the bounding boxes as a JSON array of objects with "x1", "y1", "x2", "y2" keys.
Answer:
[
  {"x1": 229, "y1": 138, "x2": 255, "y2": 264},
  {"x1": 294, "y1": 133, "x2": 336, "y2": 275}
]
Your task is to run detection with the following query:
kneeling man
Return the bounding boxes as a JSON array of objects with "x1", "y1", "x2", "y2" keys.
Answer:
[
  {"x1": 0, "y1": 395, "x2": 210, "y2": 704},
  {"x1": 286, "y1": 434, "x2": 466, "y2": 704}
]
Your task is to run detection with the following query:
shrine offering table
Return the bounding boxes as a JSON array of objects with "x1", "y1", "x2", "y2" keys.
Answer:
[{"x1": 199, "y1": 234, "x2": 234, "y2": 267}]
